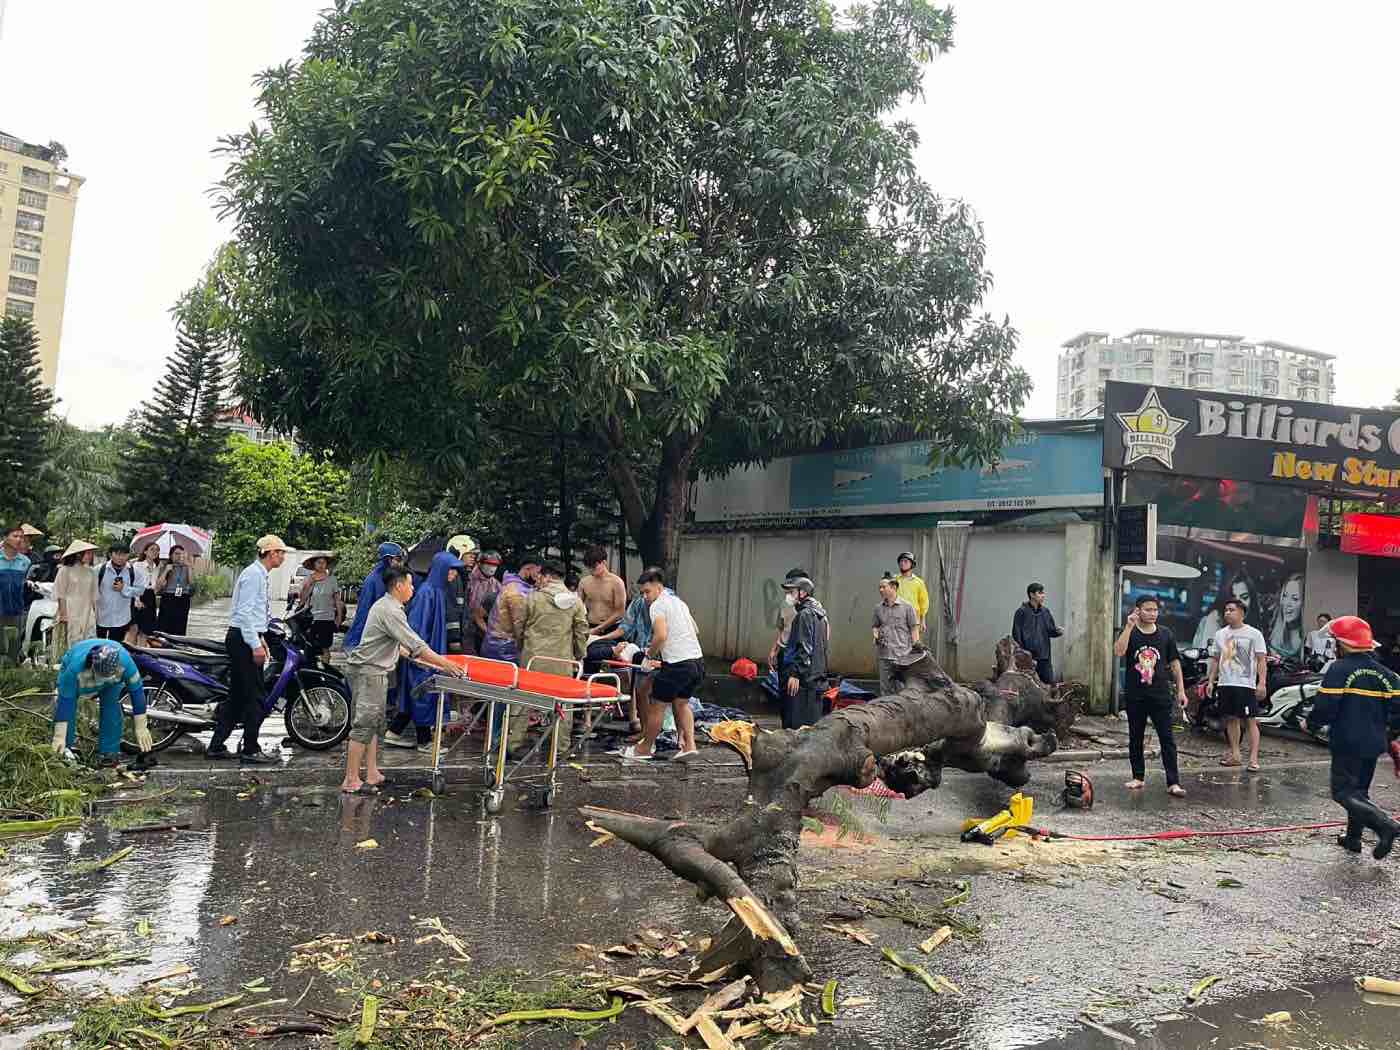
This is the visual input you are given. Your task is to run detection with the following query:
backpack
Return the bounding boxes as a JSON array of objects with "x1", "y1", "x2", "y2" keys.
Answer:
[{"x1": 98, "y1": 562, "x2": 135, "y2": 590}]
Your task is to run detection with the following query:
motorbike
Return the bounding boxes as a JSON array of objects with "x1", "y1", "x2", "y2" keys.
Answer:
[
  {"x1": 22, "y1": 580, "x2": 56, "y2": 664},
  {"x1": 119, "y1": 608, "x2": 353, "y2": 753},
  {"x1": 1186, "y1": 648, "x2": 1328, "y2": 744}
]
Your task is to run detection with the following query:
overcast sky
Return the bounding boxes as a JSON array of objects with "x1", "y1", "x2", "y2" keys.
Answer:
[{"x1": 3, "y1": 1, "x2": 1397, "y2": 428}]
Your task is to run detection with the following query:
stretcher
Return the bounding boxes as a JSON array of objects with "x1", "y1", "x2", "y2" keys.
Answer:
[{"x1": 410, "y1": 653, "x2": 628, "y2": 812}]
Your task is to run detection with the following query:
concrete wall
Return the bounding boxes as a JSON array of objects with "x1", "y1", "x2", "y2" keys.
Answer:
[
  {"x1": 678, "y1": 522, "x2": 1116, "y2": 706},
  {"x1": 1305, "y1": 548, "x2": 1357, "y2": 623}
]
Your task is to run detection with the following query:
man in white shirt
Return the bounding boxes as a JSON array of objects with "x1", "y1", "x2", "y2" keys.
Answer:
[
  {"x1": 94, "y1": 546, "x2": 136, "y2": 640},
  {"x1": 1207, "y1": 597, "x2": 1269, "y2": 772},
  {"x1": 1306, "y1": 613, "x2": 1336, "y2": 667},
  {"x1": 616, "y1": 568, "x2": 704, "y2": 761},
  {"x1": 208, "y1": 534, "x2": 288, "y2": 764}
]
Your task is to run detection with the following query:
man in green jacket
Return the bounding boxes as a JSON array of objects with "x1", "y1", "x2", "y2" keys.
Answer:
[{"x1": 511, "y1": 560, "x2": 590, "y2": 755}]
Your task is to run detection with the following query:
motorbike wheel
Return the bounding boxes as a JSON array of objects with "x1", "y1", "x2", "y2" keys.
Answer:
[
  {"x1": 285, "y1": 684, "x2": 352, "y2": 751},
  {"x1": 119, "y1": 681, "x2": 186, "y2": 754}
]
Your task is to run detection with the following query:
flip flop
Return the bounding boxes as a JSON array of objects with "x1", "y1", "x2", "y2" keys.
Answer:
[
  {"x1": 1168, "y1": 785, "x2": 1187, "y2": 797},
  {"x1": 1246, "y1": 764, "x2": 1261, "y2": 773},
  {"x1": 1218, "y1": 756, "x2": 1242, "y2": 767}
]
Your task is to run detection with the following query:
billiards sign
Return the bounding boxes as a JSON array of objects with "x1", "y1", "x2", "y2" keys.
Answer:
[{"x1": 1104, "y1": 382, "x2": 1400, "y2": 496}]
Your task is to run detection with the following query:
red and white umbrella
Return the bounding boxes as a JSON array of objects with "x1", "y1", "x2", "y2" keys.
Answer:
[{"x1": 130, "y1": 523, "x2": 212, "y2": 559}]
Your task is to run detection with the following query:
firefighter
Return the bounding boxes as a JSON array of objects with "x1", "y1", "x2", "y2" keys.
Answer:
[{"x1": 1307, "y1": 615, "x2": 1400, "y2": 860}]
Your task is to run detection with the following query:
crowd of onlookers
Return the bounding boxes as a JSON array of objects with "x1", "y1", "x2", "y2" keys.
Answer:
[{"x1": 1, "y1": 523, "x2": 197, "y2": 667}]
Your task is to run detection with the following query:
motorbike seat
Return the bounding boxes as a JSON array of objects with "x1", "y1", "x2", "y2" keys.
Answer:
[
  {"x1": 129, "y1": 644, "x2": 230, "y2": 669},
  {"x1": 150, "y1": 633, "x2": 227, "y2": 654}
]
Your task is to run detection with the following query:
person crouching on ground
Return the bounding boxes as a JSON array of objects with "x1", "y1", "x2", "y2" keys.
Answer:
[
  {"x1": 1306, "y1": 615, "x2": 1400, "y2": 860},
  {"x1": 510, "y1": 560, "x2": 589, "y2": 757},
  {"x1": 782, "y1": 575, "x2": 829, "y2": 729},
  {"x1": 343, "y1": 566, "x2": 466, "y2": 794},
  {"x1": 385, "y1": 551, "x2": 463, "y2": 752},
  {"x1": 1114, "y1": 594, "x2": 1187, "y2": 797},
  {"x1": 50, "y1": 639, "x2": 154, "y2": 768}
]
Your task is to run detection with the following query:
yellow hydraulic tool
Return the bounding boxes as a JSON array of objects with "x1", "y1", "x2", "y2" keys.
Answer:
[{"x1": 959, "y1": 792, "x2": 1034, "y2": 845}]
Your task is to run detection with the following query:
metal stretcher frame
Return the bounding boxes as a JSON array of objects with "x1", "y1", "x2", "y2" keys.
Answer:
[{"x1": 410, "y1": 654, "x2": 628, "y2": 812}]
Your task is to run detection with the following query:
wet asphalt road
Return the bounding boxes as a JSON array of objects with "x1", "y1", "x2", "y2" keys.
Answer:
[{"x1": 3, "y1": 598, "x2": 1399, "y2": 1047}]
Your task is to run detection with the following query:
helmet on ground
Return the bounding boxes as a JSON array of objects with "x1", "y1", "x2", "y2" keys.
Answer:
[
  {"x1": 88, "y1": 644, "x2": 122, "y2": 679},
  {"x1": 377, "y1": 542, "x2": 405, "y2": 559},
  {"x1": 446, "y1": 534, "x2": 478, "y2": 557},
  {"x1": 897, "y1": 551, "x2": 916, "y2": 567},
  {"x1": 1329, "y1": 615, "x2": 1378, "y2": 651}
]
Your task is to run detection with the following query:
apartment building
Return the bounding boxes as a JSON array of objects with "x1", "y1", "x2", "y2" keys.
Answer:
[
  {"x1": 1055, "y1": 329, "x2": 1335, "y2": 418},
  {"x1": 1, "y1": 130, "x2": 84, "y2": 387}
]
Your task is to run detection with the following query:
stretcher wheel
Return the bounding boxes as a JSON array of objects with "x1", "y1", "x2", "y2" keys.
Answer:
[
  {"x1": 542, "y1": 788, "x2": 555, "y2": 809},
  {"x1": 485, "y1": 789, "x2": 504, "y2": 815},
  {"x1": 432, "y1": 773, "x2": 447, "y2": 796},
  {"x1": 483, "y1": 769, "x2": 497, "y2": 789}
]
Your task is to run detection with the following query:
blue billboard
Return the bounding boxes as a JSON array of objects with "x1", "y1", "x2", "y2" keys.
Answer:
[{"x1": 787, "y1": 430, "x2": 1104, "y2": 516}]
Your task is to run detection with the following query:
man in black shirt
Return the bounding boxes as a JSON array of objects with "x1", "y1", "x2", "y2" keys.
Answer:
[
  {"x1": 1306, "y1": 615, "x2": 1400, "y2": 860},
  {"x1": 1114, "y1": 595, "x2": 1187, "y2": 797}
]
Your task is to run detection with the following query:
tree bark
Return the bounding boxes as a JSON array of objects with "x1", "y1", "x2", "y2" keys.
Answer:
[
  {"x1": 581, "y1": 652, "x2": 1067, "y2": 995},
  {"x1": 603, "y1": 428, "x2": 702, "y2": 581}
]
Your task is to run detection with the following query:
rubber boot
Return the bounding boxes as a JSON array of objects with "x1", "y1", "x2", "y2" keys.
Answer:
[{"x1": 1342, "y1": 795, "x2": 1399, "y2": 859}]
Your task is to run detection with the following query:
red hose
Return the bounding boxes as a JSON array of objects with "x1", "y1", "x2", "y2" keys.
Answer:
[{"x1": 1023, "y1": 813, "x2": 1400, "y2": 842}]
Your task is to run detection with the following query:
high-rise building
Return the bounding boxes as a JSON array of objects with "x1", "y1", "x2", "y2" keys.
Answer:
[
  {"x1": 1, "y1": 130, "x2": 84, "y2": 388},
  {"x1": 1055, "y1": 329, "x2": 1335, "y2": 418}
]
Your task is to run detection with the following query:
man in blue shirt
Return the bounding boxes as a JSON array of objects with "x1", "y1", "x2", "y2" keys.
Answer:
[
  {"x1": 51, "y1": 639, "x2": 152, "y2": 766},
  {"x1": 208, "y1": 534, "x2": 288, "y2": 764},
  {"x1": 1, "y1": 524, "x2": 32, "y2": 667},
  {"x1": 343, "y1": 542, "x2": 405, "y2": 649}
]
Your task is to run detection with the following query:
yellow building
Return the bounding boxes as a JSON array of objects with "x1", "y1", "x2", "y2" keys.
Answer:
[{"x1": 1, "y1": 130, "x2": 84, "y2": 388}]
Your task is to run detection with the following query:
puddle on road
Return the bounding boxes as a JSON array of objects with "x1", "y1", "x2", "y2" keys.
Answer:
[{"x1": 1029, "y1": 980, "x2": 1400, "y2": 1050}]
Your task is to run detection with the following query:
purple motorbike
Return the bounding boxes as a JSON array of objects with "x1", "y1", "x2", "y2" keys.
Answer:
[{"x1": 119, "y1": 610, "x2": 353, "y2": 753}]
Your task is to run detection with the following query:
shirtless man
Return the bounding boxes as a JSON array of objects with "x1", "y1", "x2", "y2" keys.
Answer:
[{"x1": 578, "y1": 545, "x2": 627, "y2": 634}]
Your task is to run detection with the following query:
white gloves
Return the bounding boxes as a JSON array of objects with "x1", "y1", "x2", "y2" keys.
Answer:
[
  {"x1": 50, "y1": 722, "x2": 76, "y2": 763},
  {"x1": 132, "y1": 713, "x2": 154, "y2": 753}
]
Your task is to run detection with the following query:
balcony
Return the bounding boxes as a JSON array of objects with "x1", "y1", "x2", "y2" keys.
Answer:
[
  {"x1": 1190, "y1": 354, "x2": 1215, "y2": 368},
  {"x1": 1169, "y1": 353, "x2": 1186, "y2": 367},
  {"x1": 1298, "y1": 368, "x2": 1320, "y2": 383},
  {"x1": 20, "y1": 167, "x2": 50, "y2": 190},
  {"x1": 1189, "y1": 372, "x2": 1213, "y2": 388}
]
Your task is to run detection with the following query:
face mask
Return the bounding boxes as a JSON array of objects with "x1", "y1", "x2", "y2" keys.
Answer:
[
  {"x1": 483, "y1": 565, "x2": 497, "y2": 577},
  {"x1": 784, "y1": 592, "x2": 797, "y2": 606}
]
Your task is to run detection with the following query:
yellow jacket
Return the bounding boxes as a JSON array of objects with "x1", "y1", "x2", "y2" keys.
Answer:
[{"x1": 896, "y1": 573, "x2": 929, "y2": 624}]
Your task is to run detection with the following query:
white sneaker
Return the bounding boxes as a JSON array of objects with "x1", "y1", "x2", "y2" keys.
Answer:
[
  {"x1": 382, "y1": 730, "x2": 416, "y2": 749},
  {"x1": 671, "y1": 749, "x2": 700, "y2": 761},
  {"x1": 613, "y1": 744, "x2": 653, "y2": 760}
]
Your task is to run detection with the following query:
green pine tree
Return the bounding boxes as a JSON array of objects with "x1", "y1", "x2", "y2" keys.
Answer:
[
  {"x1": 0, "y1": 314, "x2": 56, "y2": 522},
  {"x1": 124, "y1": 293, "x2": 228, "y2": 524}
]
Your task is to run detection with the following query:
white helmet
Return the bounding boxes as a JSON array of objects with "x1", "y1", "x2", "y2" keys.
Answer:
[{"x1": 446, "y1": 534, "x2": 478, "y2": 557}]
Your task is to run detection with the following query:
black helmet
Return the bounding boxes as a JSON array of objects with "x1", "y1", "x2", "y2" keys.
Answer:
[
  {"x1": 785, "y1": 575, "x2": 816, "y2": 595},
  {"x1": 897, "y1": 551, "x2": 916, "y2": 567}
]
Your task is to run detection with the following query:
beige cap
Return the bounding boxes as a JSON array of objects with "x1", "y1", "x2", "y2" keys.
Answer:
[
  {"x1": 20, "y1": 523, "x2": 43, "y2": 536},
  {"x1": 256, "y1": 534, "x2": 289, "y2": 555},
  {"x1": 61, "y1": 539, "x2": 98, "y2": 559}
]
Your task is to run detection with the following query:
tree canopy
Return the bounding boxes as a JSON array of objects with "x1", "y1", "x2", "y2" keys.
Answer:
[
  {"x1": 216, "y1": 0, "x2": 1029, "y2": 573},
  {"x1": 0, "y1": 315, "x2": 56, "y2": 523}
]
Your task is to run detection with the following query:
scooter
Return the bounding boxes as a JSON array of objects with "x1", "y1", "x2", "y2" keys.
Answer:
[
  {"x1": 1187, "y1": 651, "x2": 1327, "y2": 744},
  {"x1": 119, "y1": 613, "x2": 353, "y2": 753},
  {"x1": 21, "y1": 580, "x2": 56, "y2": 665}
]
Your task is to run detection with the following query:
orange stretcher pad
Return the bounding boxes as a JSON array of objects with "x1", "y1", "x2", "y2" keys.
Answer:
[{"x1": 444, "y1": 654, "x2": 620, "y2": 699}]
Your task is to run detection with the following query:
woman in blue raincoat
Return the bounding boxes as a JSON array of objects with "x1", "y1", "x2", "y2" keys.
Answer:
[{"x1": 384, "y1": 551, "x2": 463, "y2": 750}]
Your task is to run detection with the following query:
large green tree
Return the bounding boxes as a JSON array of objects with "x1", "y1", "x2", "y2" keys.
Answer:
[
  {"x1": 0, "y1": 315, "x2": 55, "y2": 523},
  {"x1": 38, "y1": 419, "x2": 134, "y2": 542},
  {"x1": 216, "y1": 0, "x2": 1028, "y2": 575},
  {"x1": 124, "y1": 284, "x2": 229, "y2": 525}
]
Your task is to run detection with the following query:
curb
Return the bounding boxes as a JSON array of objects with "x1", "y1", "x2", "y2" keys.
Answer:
[{"x1": 1045, "y1": 748, "x2": 1147, "y2": 764}]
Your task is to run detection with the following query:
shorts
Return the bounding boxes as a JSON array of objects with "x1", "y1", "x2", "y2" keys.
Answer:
[
  {"x1": 652, "y1": 658, "x2": 705, "y2": 703},
  {"x1": 1216, "y1": 684, "x2": 1260, "y2": 719},
  {"x1": 348, "y1": 670, "x2": 389, "y2": 744},
  {"x1": 96, "y1": 624, "x2": 130, "y2": 640}
]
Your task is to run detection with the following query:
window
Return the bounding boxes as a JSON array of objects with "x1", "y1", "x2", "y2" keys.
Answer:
[
  {"x1": 14, "y1": 211, "x2": 44, "y2": 233},
  {"x1": 0, "y1": 161, "x2": 9, "y2": 173},
  {"x1": 1169, "y1": 371, "x2": 1184, "y2": 386},
  {"x1": 1137, "y1": 350, "x2": 1154, "y2": 363},
  {"x1": 0, "y1": 135, "x2": 21, "y2": 152},
  {"x1": 10, "y1": 254, "x2": 39, "y2": 275},
  {"x1": 1134, "y1": 366, "x2": 1153, "y2": 380},
  {"x1": 17, "y1": 189, "x2": 47, "y2": 211},
  {"x1": 13, "y1": 232, "x2": 41, "y2": 253},
  {"x1": 1099, "y1": 368, "x2": 1113, "y2": 381},
  {"x1": 1169, "y1": 352, "x2": 1186, "y2": 366},
  {"x1": 21, "y1": 167, "x2": 50, "y2": 189},
  {"x1": 8, "y1": 276, "x2": 37, "y2": 297},
  {"x1": 1300, "y1": 387, "x2": 1319, "y2": 401},
  {"x1": 1190, "y1": 353, "x2": 1214, "y2": 368},
  {"x1": 1190, "y1": 372, "x2": 1213, "y2": 387},
  {"x1": 4, "y1": 298, "x2": 34, "y2": 319},
  {"x1": 1072, "y1": 388, "x2": 1085, "y2": 405},
  {"x1": 1262, "y1": 361, "x2": 1278, "y2": 375},
  {"x1": 1262, "y1": 379, "x2": 1279, "y2": 394}
]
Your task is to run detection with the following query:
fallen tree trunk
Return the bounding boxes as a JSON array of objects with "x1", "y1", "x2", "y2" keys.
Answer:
[{"x1": 581, "y1": 650, "x2": 1068, "y2": 994}]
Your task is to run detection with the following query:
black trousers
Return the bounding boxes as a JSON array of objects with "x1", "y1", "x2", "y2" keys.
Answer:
[
  {"x1": 211, "y1": 628, "x2": 267, "y2": 755},
  {"x1": 782, "y1": 683, "x2": 824, "y2": 730},
  {"x1": 1125, "y1": 693, "x2": 1180, "y2": 785},
  {"x1": 1330, "y1": 752, "x2": 1399, "y2": 843}
]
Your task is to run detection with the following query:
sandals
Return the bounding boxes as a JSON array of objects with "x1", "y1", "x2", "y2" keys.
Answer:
[
  {"x1": 1246, "y1": 763, "x2": 1261, "y2": 773},
  {"x1": 1124, "y1": 779, "x2": 1145, "y2": 790},
  {"x1": 1167, "y1": 784, "x2": 1187, "y2": 797},
  {"x1": 1218, "y1": 755, "x2": 1242, "y2": 767},
  {"x1": 340, "y1": 783, "x2": 380, "y2": 796}
]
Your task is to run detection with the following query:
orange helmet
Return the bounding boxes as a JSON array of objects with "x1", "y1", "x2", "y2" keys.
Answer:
[{"x1": 1328, "y1": 615, "x2": 1378, "y2": 651}]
